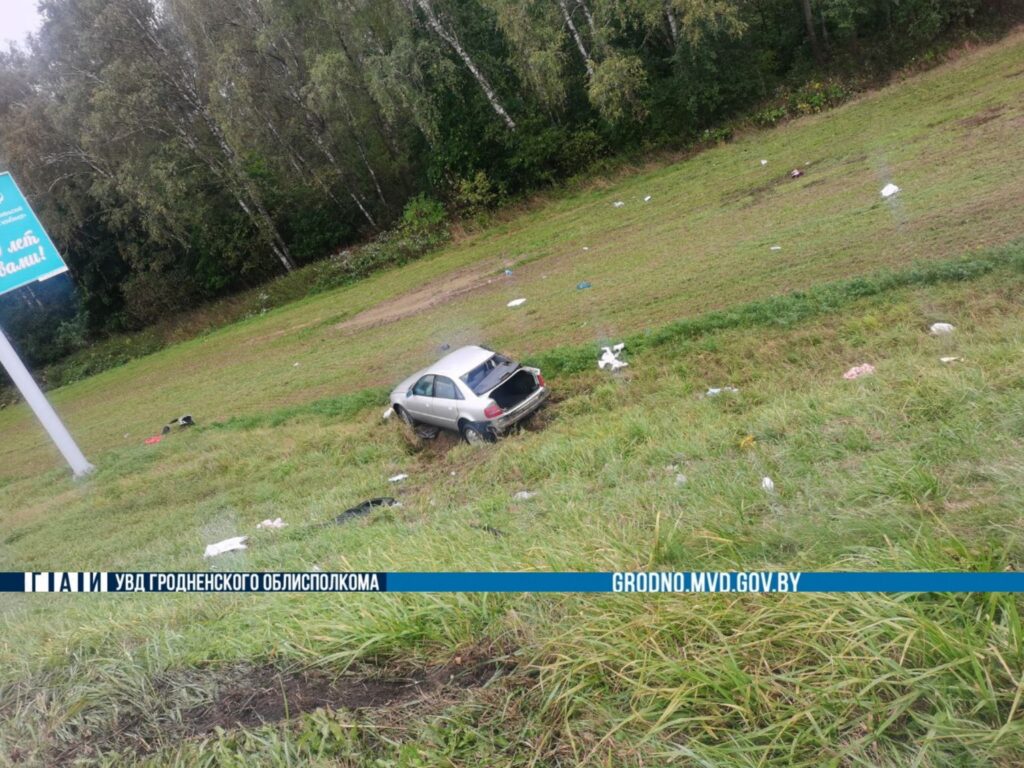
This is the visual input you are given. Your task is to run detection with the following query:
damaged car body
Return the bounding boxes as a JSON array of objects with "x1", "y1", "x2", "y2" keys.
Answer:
[{"x1": 389, "y1": 345, "x2": 548, "y2": 444}]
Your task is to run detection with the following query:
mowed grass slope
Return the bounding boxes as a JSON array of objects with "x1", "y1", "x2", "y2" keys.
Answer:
[
  {"x1": 2, "y1": 31, "x2": 1024, "y2": 768},
  {"x1": 2, "y1": 256, "x2": 1024, "y2": 765},
  {"x1": 2, "y1": 31, "x2": 1024, "y2": 480}
]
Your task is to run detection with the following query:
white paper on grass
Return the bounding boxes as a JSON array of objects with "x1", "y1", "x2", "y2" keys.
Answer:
[
  {"x1": 388, "y1": 473, "x2": 408, "y2": 482},
  {"x1": 644, "y1": 195, "x2": 652, "y2": 202},
  {"x1": 507, "y1": 298, "x2": 527, "y2": 307},
  {"x1": 598, "y1": 344, "x2": 628, "y2": 371},
  {"x1": 257, "y1": 518, "x2": 287, "y2": 530},
  {"x1": 513, "y1": 491, "x2": 536, "y2": 501},
  {"x1": 706, "y1": 386, "x2": 739, "y2": 397},
  {"x1": 612, "y1": 201, "x2": 625, "y2": 208},
  {"x1": 930, "y1": 322, "x2": 955, "y2": 335},
  {"x1": 761, "y1": 477, "x2": 775, "y2": 493},
  {"x1": 204, "y1": 536, "x2": 248, "y2": 558},
  {"x1": 881, "y1": 183, "x2": 900, "y2": 198}
]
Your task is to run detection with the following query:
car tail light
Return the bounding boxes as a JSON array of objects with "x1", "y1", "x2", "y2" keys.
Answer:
[
  {"x1": 484, "y1": 402, "x2": 504, "y2": 419},
  {"x1": 537, "y1": 373, "x2": 546, "y2": 387}
]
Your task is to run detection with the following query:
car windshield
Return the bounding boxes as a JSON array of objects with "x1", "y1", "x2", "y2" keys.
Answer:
[{"x1": 460, "y1": 354, "x2": 518, "y2": 395}]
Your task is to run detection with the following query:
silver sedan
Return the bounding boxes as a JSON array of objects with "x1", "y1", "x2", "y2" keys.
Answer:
[{"x1": 389, "y1": 345, "x2": 549, "y2": 444}]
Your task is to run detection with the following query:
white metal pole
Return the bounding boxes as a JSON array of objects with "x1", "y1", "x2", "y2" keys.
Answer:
[{"x1": 0, "y1": 324, "x2": 94, "y2": 478}]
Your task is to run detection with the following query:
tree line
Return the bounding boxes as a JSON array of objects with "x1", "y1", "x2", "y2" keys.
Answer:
[{"x1": 0, "y1": 0, "x2": 1013, "y2": 371}]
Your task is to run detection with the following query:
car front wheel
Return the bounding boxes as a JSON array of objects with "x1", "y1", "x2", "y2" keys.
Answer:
[{"x1": 395, "y1": 406, "x2": 416, "y2": 427}]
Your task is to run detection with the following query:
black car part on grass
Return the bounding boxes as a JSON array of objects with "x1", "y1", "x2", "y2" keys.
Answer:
[{"x1": 329, "y1": 497, "x2": 400, "y2": 525}]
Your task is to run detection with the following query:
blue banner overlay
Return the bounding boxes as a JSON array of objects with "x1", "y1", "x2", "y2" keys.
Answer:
[
  {"x1": 4, "y1": 571, "x2": 1024, "y2": 593},
  {"x1": 0, "y1": 172, "x2": 69, "y2": 298}
]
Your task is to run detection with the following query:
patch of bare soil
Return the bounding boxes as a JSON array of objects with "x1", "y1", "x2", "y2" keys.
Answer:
[
  {"x1": 958, "y1": 106, "x2": 1004, "y2": 128},
  {"x1": 44, "y1": 652, "x2": 515, "y2": 766},
  {"x1": 333, "y1": 261, "x2": 501, "y2": 335}
]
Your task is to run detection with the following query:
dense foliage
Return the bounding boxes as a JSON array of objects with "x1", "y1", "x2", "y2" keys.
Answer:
[{"x1": 0, "y1": 0, "x2": 1013, "y2": 371}]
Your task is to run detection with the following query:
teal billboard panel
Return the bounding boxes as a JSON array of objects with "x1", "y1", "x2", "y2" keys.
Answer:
[{"x1": 0, "y1": 172, "x2": 68, "y2": 298}]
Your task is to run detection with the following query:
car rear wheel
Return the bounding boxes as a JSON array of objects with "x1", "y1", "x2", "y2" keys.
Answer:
[{"x1": 460, "y1": 421, "x2": 494, "y2": 445}]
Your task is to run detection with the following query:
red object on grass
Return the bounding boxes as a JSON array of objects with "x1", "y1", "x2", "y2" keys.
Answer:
[{"x1": 144, "y1": 435, "x2": 163, "y2": 445}]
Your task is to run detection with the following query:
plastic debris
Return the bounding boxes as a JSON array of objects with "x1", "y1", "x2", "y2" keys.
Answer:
[
  {"x1": 760, "y1": 159, "x2": 768, "y2": 166},
  {"x1": 843, "y1": 363, "x2": 876, "y2": 380},
  {"x1": 504, "y1": 268, "x2": 513, "y2": 276},
  {"x1": 612, "y1": 201, "x2": 625, "y2": 208},
  {"x1": 144, "y1": 435, "x2": 163, "y2": 445},
  {"x1": 880, "y1": 183, "x2": 900, "y2": 198},
  {"x1": 329, "y1": 497, "x2": 399, "y2": 525},
  {"x1": 598, "y1": 343, "x2": 628, "y2": 371},
  {"x1": 204, "y1": 536, "x2": 248, "y2": 558},
  {"x1": 161, "y1": 414, "x2": 195, "y2": 436},
  {"x1": 257, "y1": 518, "x2": 287, "y2": 530},
  {"x1": 293, "y1": 362, "x2": 300, "y2": 367},
  {"x1": 930, "y1": 322, "x2": 955, "y2": 335},
  {"x1": 789, "y1": 169, "x2": 804, "y2": 178},
  {"x1": 582, "y1": 246, "x2": 590, "y2": 251},
  {"x1": 382, "y1": 406, "x2": 394, "y2": 420},
  {"x1": 940, "y1": 356, "x2": 962, "y2": 364},
  {"x1": 513, "y1": 491, "x2": 536, "y2": 501},
  {"x1": 507, "y1": 298, "x2": 527, "y2": 307},
  {"x1": 388, "y1": 473, "x2": 408, "y2": 483},
  {"x1": 761, "y1": 476, "x2": 775, "y2": 493},
  {"x1": 644, "y1": 195, "x2": 652, "y2": 202},
  {"x1": 706, "y1": 386, "x2": 739, "y2": 397},
  {"x1": 770, "y1": 245, "x2": 782, "y2": 251},
  {"x1": 576, "y1": 281, "x2": 592, "y2": 290}
]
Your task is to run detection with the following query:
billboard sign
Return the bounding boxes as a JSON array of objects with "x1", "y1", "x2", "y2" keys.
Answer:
[{"x1": 0, "y1": 172, "x2": 69, "y2": 298}]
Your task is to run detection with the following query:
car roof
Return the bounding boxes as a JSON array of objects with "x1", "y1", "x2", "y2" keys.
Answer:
[{"x1": 430, "y1": 345, "x2": 495, "y2": 377}]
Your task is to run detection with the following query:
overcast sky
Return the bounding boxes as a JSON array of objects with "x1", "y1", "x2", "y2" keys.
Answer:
[{"x1": 1, "y1": 0, "x2": 42, "y2": 48}]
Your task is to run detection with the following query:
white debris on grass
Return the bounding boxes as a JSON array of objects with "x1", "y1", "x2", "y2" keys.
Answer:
[
  {"x1": 582, "y1": 246, "x2": 590, "y2": 251},
  {"x1": 257, "y1": 518, "x2": 287, "y2": 530},
  {"x1": 675, "y1": 473, "x2": 688, "y2": 487},
  {"x1": 513, "y1": 491, "x2": 537, "y2": 501},
  {"x1": 881, "y1": 183, "x2": 900, "y2": 198},
  {"x1": 930, "y1": 322, "x2": 955, "y2": 335},
  {"x1": 843, "y1": 363, "x2": 876, "y2": 380},
  {"x1": 760, "y1": 159, "x2": 768, "y2": 166},
  {"x1": 507, "y1": 298, "x2": 527, "y2": 307},
  {"x1": 706, "y1": 386, "x2": 739, "y2": 397},
  {"x1": 761, "y1": 477, "x2": 775, "y2": 493},
  {"x1": 598, "y1": 343, "x2": 628, "y2": 371},
  {"x1": 382, "y1": 406, "x2": 394, "y2": 420},
  {"x1": 612, "y1": 201, "x2": 625, "y2": 208},
  {"x1": 204, "y1": 536, "x2": 248, "y2": 558},
  {"x1": 940, "y1": 356, "x2": 962, "y2": 364},
  {"x1": 388, "y1": 473, "x2": 409, "y2": 483},
  {"x1": 644, "y1": 195, "x2": 652, "y2": 202},
  {"x1": 770, "y1": 245, "x2": 782, "y2": 251}
]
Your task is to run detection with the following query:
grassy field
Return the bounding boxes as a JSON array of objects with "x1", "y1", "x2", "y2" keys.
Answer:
[{"x1": 2, "y1": 30, "x2": 1024, "y2": 767}]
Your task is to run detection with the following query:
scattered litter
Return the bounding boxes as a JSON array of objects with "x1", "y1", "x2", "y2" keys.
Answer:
[
  {"x1": 204, "y1": 536, "x2": 248, "y2": 558},
  {"x1": 880, "y1": 183, "x2": 900, "y2": 198},
  {"x1": 504, "y1": 268, "x2": 513, "y2": 276},
  {"x1": 144, "y1": 435, "x2": 163, "y2": 445},
  {"x1": 761, "y1": 476, "x2": 775, "y2": 493},
  {"x1": 582, "y1": 246, "x2": 590, "y2": 251},
  {"x1": 576, "y1": 281, "x2": 592, "y2": 290},
  {"x1": 388, "y1": 473, "x2": 408, "y2": 483},
  {"x1": 789, "y1": 169, "x2": 804, "y2": 179},
  {"x1": 329, "y1": 497, "x2": 400, "y2": 525},
  {"x1": 770, "y1": 245, "x2": 782, "y2": 251},
  {"x1": 705, "y1": 386, "x2": 739, "y2": 397},
  {"x1": 598, "y1": 343, "x2": 628, "y2": 371},
  {"x1": 513, "y1": 491, "x2": 536, "y2": 501},
  {"x1": 760, "y1": 159, "x2": 768, "y2": 166},
  {"x1": 507, "y1": 298, "x2": 527, "y2": 307},
  {"x1": 293, "y1": 362, "x2": 300, "y2": 367},
  {"x1": 843, "y1": 363, "x2": 876, "y2": 380},
  {"x1": 929, "y1": 322, "x2": 955, "y2": 335},
  {"x1": 382, "y1": 406, "x2": 394, "y2": 420},
  {"x1": 940, "y1": 356, "x2": 962, "y2": 364},
  {"x1": 739, "y1": 434, "x2": 756, "y2": 450},
  {"x1": 675, "y1": 473, "x2": 688, "y2": 487},
  {"x1": 643, "y1": 195, "x2": 652, "y2": 202},
  {"x1": 612, "y1": 201, "x2": 625, "y2": 208},
  {"x1": 257, "y1": 518, "x2": 287, "y2": 530},
  {"x1": 161, "y1": 414, "x2": 196, "y2": 435}
]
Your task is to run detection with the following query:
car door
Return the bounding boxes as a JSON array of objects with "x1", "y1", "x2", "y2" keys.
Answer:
[
  {"x1": 405, "y1": 375, "x2": 437, "y2": 424},
  {"x1": 430, "y1": 375, "x2": 462, "y2": 429}
]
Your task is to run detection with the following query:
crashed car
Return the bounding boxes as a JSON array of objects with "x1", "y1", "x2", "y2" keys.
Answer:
[{"x1": 389, "y1": 345, "x2": 548, "y2": 444}]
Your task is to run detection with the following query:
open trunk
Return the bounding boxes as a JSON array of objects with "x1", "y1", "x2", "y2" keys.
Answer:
[{"x1": 489, "y1": 369, "x2": 539, "y2": 409}]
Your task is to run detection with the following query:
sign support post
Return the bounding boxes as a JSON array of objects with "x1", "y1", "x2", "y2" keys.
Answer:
[
  {"x1": 0, "y1": 171, "x2": 94, "y2": 478},
  {"x1": 0, "y1": 326, "x2": 93, "y2": 477}
]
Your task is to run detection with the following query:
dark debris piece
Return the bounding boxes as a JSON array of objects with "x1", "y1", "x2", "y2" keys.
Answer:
[{"x1": 329, "y1": 497, "x2": 400, "y2": 526}]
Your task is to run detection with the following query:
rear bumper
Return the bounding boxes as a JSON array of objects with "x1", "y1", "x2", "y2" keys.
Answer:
[{"x1": 490, "y1": 387, "x2": 549, "y2": 433}]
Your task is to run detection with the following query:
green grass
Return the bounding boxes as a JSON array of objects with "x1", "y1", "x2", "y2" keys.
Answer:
[{"x1": 2, "y1": 31, "x2": 1024, "y2": 767}]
